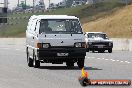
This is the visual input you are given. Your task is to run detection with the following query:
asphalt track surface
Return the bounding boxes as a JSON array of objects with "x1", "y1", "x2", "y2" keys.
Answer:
[{"x1": 0, "y1": 44, "x2": 131, "y2": 88}]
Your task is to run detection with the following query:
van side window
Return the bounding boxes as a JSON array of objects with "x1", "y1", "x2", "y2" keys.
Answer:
[
  {"x1": 34, "y1": 20, "x2": 40, "y2": 33},
  {"x1": 34, "y1": 21, "x2": 38, "y2": 31}
]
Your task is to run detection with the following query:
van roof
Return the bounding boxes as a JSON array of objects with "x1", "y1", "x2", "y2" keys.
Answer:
[
  {"x1": 85, "y1": 32, "x2": 106, "y2": 34},
  {"x1": 29, "y1": 15, "x2": 79, "y2": 20}
]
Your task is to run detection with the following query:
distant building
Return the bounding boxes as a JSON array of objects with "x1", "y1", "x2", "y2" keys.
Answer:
[
  {"x1": 49, "y1": 1, "x2": 66, "y2": 9},
  {"x1": 86, "y1": 0, "x2": 94, "y2": 4},
  {"x1": 0, "y1": 7, "x2": 7, "y2": 23},
  {"x1": 35, "y1": 0, "x2": 45, "y2": 11},
  {"x1": 49, "y1": 3, "x2": 57, "y2": 9},
  {"x1": 71, "y1": 0, "x2": 101, "y2": 7},
  {"x1": 0, "y1": 8, "x2": 2, "y2": 14},
  {"x1": 119, "y1": 0, "x2": 132, "y2": 4},
  {"x1": 72, "y1": 0, "x2": 86, "y2": 7},
  {"x1": 85, "y1": 0, "x2": 103, "y2": 4},
  {"x1": 58, "y1": 1, "x2": 66, "y2": 8},
  {"x1": 37, "y1": 0, "x2": 45, "y2": 9},
  {"x1": 57, "y1": 0, "x2": 132, "y2": 8}
]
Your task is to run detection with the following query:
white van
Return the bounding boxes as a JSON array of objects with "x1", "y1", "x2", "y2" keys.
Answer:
[{"x1": 26, "y1": 15, "x2": 86, "y2": 68}]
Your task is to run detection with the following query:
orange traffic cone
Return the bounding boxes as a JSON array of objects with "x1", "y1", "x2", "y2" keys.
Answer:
[{"x1": 79, "y1": 67, "x2": 91, "y2": 86}]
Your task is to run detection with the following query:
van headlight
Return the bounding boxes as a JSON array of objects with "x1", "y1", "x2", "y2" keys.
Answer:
[
  {"x1": 43, "y1": 44, "x2": 50, "y2": 48},
  {"x1": 75, "y1": 42, "x2": 87, "y2": 48},
  {"x1": 37, "y1": 43, "x2": 50, "y2": 48},
  {"x1": 109, "y1": 42, "x2": 112, "y2": 46},
  {"x1": 75, "y1": 43, "x2": 82, "y2": 48}
]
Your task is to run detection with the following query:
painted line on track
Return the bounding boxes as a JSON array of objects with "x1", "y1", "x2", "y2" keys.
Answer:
[
  {"x1": 16, "y1": 49, "x2": 21, "y2": 51},
  {"x1": 120, "y1": 61, "x2": 124, "y2": 63},
  {"x1": 86, "y1": 57, "x2": 131, "y2": 64},
  {"x1": 116, "y1": 60, "x2": 120, "y2": 62},
  {"x1": 104, "y1": 59, "x2": 109, "y2": 60}
]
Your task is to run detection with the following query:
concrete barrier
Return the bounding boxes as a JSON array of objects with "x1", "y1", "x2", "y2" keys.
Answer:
[
  {"x1": 0, "y1": 38, "x2": 132, "y2": 51},
  {"x1": 128, "y1": 39, "x2": 132, "y2": 51},
  {"x1": 0, "y1": 38, "x2": 25, "y2": 45},
  {"x1": 111, "y1": 38, "x2": 129, "y2": 51}
]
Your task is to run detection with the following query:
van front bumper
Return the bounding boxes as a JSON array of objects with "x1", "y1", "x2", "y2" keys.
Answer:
[
  {"x1": 36, "y1": 48, "x2": 86, "y2": 58},
  {"x1": 88, "y1": 45, "x2": 113, "y2": 50}
]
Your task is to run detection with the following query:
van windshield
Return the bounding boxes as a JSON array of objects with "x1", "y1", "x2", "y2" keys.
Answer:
[
  {"x1": 88, "y1": 33, "x2": 108, "y2": 39},
  {"x1": 39, "y1": 19, "x2": 83, "y2": 34}
]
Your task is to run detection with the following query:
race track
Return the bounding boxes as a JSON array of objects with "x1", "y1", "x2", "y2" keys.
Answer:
[{"x1": 0, "y1": 44, "x2": 131, "y2": 88}]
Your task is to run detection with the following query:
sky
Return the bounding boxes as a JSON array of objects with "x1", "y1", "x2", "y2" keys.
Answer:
[{"x1": 0, "y1": 0, "x2": 62, "y2": 9}]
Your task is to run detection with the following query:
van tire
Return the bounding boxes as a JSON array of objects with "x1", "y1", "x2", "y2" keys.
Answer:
[
  {"x1": 33, "y1": 54, "x2": 40, "y2": 68},
  {"x1": 28, "y1": 57, "x2": 33, "y2": 67},
  {"x1": 77, "y1": 58, "x2": 85, "y2": 68},
  {"x1": 108, "y1": 48, "x2": 112, "y2": 53},
  {"x1": 26, "y1": 48, "x2": 33, "y2": 67},
  {"x1": 27, "y1": 53, "x2": 33, "y2": 67},
  {"x1": 86, "y1": 49, "x2": 89, "y2": 52}
]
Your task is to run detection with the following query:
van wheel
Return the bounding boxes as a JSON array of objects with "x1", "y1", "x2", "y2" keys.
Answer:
[
  {"x1": 66, "y1": 61, "x2": 74, "y2": 67},
  {"x1": 26, "y1": 48, "x2": 33, "y2": 67},
  {"x1": 28, "y1": 57, "x2": 33, "y2": 67},
  {"x1": 33, "y1": 55, "x2": 40, "y2": 68},
  {"x1": 77, "y1": 58, "x2": 85, "y2": 68},
  {"x1": 108, "y1": 48, "x2": 112, "y2": 53},
  {"x1": 86, "y1": 49, "x2": 89, "y2": 52},
  {"x1": 92, "y1": 50, "x2": 95, "y2": 53}
]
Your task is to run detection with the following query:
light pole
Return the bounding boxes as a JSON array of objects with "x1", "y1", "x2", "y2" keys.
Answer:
[
  {"x1": 125, "y1": 0, "x2": 128, "y2": 6},
  {"x1": 25, "y1": 0, "x2": 26, "y2": 9},
  {"x1": 4, "y1": 0, "x2": 8, "y2": 8},
  {"x1": 49, "y1": 0, "x2": 51, "y2": 8},
  {"x1": 64, "y1": 0, "x2": 66, "y2": 8},
  {"x1": 42, "y1": 0, "x2": 45, "y2": 12},
  {"x1": 18, "y1": 0, "x2": 19, "y2": 7},
  {"x1": 33, "y1": 0, "x2": 35, "y2": 12}
]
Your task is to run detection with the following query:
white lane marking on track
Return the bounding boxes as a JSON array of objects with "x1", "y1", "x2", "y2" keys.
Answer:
[
  {"x1": 125, "y1": 61, "x2": 131, "y2": 64},
  {"x1": 91, "y1": 57, "x2": 95, "y2": 58},
  {"x1": 87, "y1": 57, "x2": 91, "y2": 58},
  {"x1": 116, "y1": 60, "x2": 120, "y2": 62},
  {"x1": 105, "y1": 59, "x2": 109, "y2": 60},
  {"x1": 87, "y1": 57, "x2": 95, "y2": 59},
  {"x1": 127, "y1": 62, "x2": 131, "y2": 64},
  {"x1": 120, "y1": 61, "x2": 124, "y2": 63},
  {"x1": 112, "y1": 60, "x2": 116, "y2": 62},
  {"x1": 95, "y1": 58, "x2": 131, "y2": 64},
  {"x1": 16, "y1": 49, "x2": 21, "y2": 51},
  {"x1": 97, "y1": 58, "x2": 101, "y2": 59}
]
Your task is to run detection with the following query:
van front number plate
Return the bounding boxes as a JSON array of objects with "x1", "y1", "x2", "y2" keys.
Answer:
[
  {"x1": 98, "y1": 45, "x2": 104, "y2": 48},
  {"x1": 57, "y1": 53, "x2": 69, "y2": 56}
]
